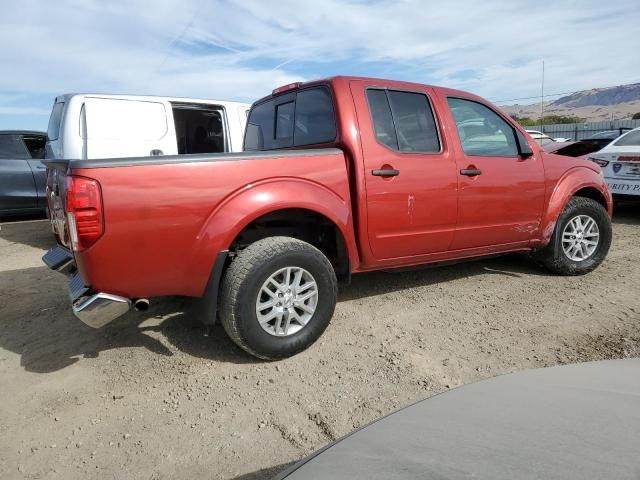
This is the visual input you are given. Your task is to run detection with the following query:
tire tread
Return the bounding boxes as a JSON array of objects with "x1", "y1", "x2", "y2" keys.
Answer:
[
  {"x1": 535, "y1": 196, "x2": 611, "y2": 276},
  {"x1": 220, "y1": 236, "x2": 337, "y2": 359}
]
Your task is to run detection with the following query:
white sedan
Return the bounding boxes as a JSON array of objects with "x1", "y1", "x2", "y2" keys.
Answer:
[
  {"x1": 588, "y1": 127, "x2": 640, "y2": 199},
  {"x1": 525, "y1": 129, "x2": 571, "y2": 145}
]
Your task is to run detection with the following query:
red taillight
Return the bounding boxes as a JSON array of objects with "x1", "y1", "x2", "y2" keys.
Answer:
[{"x1": 65, "y1": 176, "x2": 104, "y2": 251}]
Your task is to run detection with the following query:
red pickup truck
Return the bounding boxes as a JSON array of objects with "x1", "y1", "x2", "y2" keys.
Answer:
[{"x1": 43, "y1": 76, "x2": 612, "y2": 359}]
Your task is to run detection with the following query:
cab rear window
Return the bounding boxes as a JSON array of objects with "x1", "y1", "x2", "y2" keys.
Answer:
[{"x1": 244, "y1": 87, "x2": 336, "y2": 151}]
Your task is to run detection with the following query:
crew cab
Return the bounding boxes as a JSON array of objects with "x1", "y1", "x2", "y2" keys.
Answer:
[{"x1": 43, "y1": 77, "x2": 613, "y2": 359}]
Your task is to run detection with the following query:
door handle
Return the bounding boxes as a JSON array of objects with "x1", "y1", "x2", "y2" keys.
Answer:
[
  {"x1": 460, "y1": 168, "x2": 482, "y2": 176},
  {"x1": 372, "y1": 169, "x2": 400, "y2": 177}
]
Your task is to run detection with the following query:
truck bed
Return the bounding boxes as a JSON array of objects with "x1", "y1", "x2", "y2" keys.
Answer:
[{"x1": 45, "y1": 149, "x2": 351, "y2": 299}]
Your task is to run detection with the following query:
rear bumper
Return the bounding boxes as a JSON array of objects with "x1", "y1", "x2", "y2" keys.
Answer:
[{"x1": 42, "y1": 246, "x2": 131, "y2": 328}]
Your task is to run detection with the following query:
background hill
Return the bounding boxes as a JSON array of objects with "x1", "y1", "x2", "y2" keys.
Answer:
[{"x1": 501, "y1": 83, "x2": 640, "y2": 122}]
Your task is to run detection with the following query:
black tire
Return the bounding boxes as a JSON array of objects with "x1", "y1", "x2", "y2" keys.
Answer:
[
  {"x1": 534, "y1": 196, "x2": 612, "y2": 275},
  {"x1": 219, "y1": 236, "x2": 338, "y2": 360}
]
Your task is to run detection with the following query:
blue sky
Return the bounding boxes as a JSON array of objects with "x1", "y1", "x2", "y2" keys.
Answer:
[{"x1": 1, "y1": 0, "x2": 639, "y2": 131}]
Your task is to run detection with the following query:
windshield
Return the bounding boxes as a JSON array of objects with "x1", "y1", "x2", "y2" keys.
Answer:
[{"x1": 613, "y1": 130, "x2": 640, "y2": 146}]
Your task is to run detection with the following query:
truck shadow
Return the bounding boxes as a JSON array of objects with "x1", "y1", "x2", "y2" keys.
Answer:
[
  {"x1": 0, "y1": 255, "x2": 547, "y2": 373},
  {"x1": 612, "y1": 202, "x2": 640, "y2": 226},
  {"x1": 339, "y1": 253, "x2": 547, "y2": 302},
  {"x1": 0, "y1": 266, "x2": 257, "y2": 373}
]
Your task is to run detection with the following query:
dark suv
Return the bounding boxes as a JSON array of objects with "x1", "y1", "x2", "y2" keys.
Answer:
[{"x1": 0, "y1": 130, "x2": 48, "y2": 219}]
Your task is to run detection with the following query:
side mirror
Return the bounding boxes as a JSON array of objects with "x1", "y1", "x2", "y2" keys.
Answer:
[{"x1": 516, "y1": 131, "x2": 534, "y2": 158}]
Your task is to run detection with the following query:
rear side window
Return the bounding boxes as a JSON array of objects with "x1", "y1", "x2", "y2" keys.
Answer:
[
  {"x1": 0, "y1": 134, "x2": 30, "y2": 159},
  {"x1": 366, "y1": 89, "x2": 398, "y2": 150},
  {"x1": 172, "y1": 104, "x2": 226, "y2": 154},
  {"x1": 244, "y1": 87, "x2": 336, "y2": 151},
  {"x1": 366, "y1": 89, "x2": 440, "y2": 153},
  {"x1": 447, "y1": 97, "x2": 518, "y2": 157},
  {"x1": 22, "y1": 135, "x2": 47, "y2": 159},
  {"x1": 47, "y1": 102, "x2": 65, "y2": 141},
  {"x1": 613, "y1": 130, "x2": 640, "y2": 147}
]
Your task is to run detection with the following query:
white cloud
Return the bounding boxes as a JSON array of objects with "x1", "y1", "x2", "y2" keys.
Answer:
[{"x1": 1, "y1": 0, "x2": 639, "y2": 129}]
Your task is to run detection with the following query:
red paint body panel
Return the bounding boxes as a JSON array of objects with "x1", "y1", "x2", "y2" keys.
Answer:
[
  {"x1": 56, "y1": 76, "x2": 611, "y2": 300},
  {"x1": 72, "y1": 151, "x2": 354, "y2": 298}
]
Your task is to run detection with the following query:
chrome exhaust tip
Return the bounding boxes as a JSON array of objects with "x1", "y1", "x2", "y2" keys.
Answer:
[{"x1": 134, "y1": 298, "x2": 150, "y2": 312}]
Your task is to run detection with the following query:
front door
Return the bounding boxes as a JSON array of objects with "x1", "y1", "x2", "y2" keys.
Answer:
[
  {"x1": 350, "y1": 80, "x2": 458, "y2": 261},
  {"x1": 443, "y1": 96, "x2": 545, "y2": 250}
]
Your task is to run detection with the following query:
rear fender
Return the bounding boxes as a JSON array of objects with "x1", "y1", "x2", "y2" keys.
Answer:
[
  {"x1": 189, "y1": 178, "x2": 358, "y2": 295},
  {"x1": 539, "y1": 167, "x2": 612, "y2": 245}
]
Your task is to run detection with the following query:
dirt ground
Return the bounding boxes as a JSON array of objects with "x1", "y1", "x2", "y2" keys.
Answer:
[{"x1": 1, "y1": 207, "x2": 639, "y2": 480}]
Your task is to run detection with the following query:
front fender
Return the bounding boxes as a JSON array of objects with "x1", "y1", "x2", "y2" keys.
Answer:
[
  {"x1": 188, "y1": 177, "x2": 358, "y2": 295},
  {"x1": 539, "y1": 167, "x2": 612, "y2": 245}
]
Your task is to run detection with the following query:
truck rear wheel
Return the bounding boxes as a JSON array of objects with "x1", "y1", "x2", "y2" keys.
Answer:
[
  {"x1": 535, "y1": 196, "x2": 611, "y2": 275},
  {"x1": 219, "y1": 236, "x2": 338, "y2": 360}
]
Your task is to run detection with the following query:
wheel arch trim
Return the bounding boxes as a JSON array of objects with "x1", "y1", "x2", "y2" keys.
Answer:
[{"x1": 539, "y1": 167, "x2": 612, "y2": 245}]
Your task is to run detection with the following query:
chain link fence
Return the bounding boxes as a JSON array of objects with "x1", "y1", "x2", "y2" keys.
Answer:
[{"x1": 536, "y1": 119, "x2": 640, "y2": 141}]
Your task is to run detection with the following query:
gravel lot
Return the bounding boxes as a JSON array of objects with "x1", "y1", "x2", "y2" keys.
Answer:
[{"x1": 1, "y1": 207, "x2": 639, "y2": 480}]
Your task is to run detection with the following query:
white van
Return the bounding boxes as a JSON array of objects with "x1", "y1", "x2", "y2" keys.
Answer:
[{"x1": 45, "y1": 94, "x2": 250, "y2": 160}]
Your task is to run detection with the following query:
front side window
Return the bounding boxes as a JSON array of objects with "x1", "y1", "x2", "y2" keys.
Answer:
[
  {"x1": 447, "y1": 97, "x2": 518, "y2": 157},
  {"x1": 366, "y1": 89, "x2": 440, "y2": 153},
  {"x1": 244, "y1": 87, "x2": 336, "y2": 151}
]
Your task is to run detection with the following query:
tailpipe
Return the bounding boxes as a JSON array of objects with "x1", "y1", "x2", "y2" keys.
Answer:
[{"x1": 134, "y1": 298, "x2": 150, "y2": 312}]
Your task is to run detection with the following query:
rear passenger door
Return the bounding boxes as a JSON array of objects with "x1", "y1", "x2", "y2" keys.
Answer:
[
  {"x1": 350, "y1": 80, "x2": 458, "y2": 260},
  {"x1": 0, "y1": 134, "x2": 38, "y2": 213}
]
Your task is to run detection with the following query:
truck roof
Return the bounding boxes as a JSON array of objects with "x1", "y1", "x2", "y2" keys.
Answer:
[
  {"x1": 52, "y1": 93, "x2": 250, "y2": 109},
  {"x1": 0, "y1": 130, "x2": 47, "y2": 136},
  {"x1": 255, "y1": 75, "x2": 483, "y2": 106}
]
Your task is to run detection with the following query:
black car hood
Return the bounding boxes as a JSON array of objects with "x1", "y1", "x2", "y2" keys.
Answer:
[{"x1": 275, "y1": 358, "x2": 640, "y2": 480}]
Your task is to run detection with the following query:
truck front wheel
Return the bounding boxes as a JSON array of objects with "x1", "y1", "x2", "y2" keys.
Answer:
[
  {"x1": 535, "y1": 196, "x2": 612, "y2": 275},
  {"x1": 219, "y1": 236, "x2": 338, "y2": 359}
]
